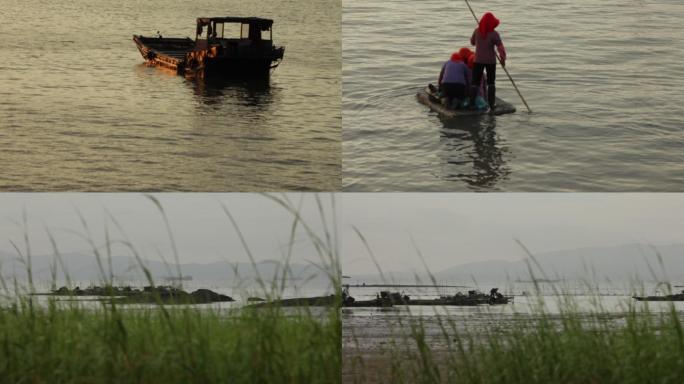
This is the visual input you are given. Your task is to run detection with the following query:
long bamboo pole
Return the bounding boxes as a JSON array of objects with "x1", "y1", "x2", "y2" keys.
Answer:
[{"x1": 464, "y1": 0, "x2": 532, "y2": 113}]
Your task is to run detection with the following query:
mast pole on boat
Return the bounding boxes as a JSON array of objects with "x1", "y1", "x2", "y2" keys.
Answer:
[{"x1": 463, "y1": 0, "x2": 532, "y2": 113}]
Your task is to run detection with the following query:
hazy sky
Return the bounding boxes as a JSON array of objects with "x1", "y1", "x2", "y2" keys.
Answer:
[
  {"x1": 341, "y1": 193, "x2": 684, "y2": 275},
  {"x1": 0, "y1": 193, "x2": 335, "y2": 266},
  {"x1": 4, "y1": 193, "x2": 684, "y2": 277}
]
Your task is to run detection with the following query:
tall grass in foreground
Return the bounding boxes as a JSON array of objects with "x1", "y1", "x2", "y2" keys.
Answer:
[
  {"x1": 0, "y1": 304, "x2": 339, "y2": 383},
  {"x1": 362, "y1": 300, "x2": 684, "y2": 384},
  {"x1": 346, "y1": 240, "x2": 684, "y2": 384},
  {"x1": 0, "y1": 194, "x2": 341, "y2": 384}
]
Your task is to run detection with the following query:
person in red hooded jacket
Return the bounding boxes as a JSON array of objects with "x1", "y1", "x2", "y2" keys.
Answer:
[{"x1": 469, "y1": 12, "x2": 507, "y2": 109}]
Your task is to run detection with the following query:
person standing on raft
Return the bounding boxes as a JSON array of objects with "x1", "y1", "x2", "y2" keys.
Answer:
[{"x1": 469, "y1": 12, "x2": 506, "y2": 109}]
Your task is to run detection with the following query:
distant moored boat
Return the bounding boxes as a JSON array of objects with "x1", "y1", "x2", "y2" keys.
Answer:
[{"x1": 633, "y1": 290, "x2": 684, "y2": 301}]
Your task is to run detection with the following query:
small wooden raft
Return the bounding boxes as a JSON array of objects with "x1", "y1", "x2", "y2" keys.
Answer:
[{"x1": 417, "y1": 84, "x2": 516, "y2": 118}]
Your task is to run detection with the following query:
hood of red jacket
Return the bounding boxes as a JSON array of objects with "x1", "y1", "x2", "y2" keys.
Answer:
[
  {"x1": 478, "y1": 12, "x2": 500, "y2": 38},
  {"x1": 458, "y1": 47, "x2": 473, "y2": 60}
]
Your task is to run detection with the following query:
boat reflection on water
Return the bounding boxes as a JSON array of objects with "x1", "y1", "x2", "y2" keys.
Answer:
[
  {"x1": 189, "y1": 75, "x2": 275, "y2": 108},
  {"x1": 134, "y1": 64, "x2": 276, "y2": 108},
  {"x1": 437, "y1": 115, "x2": 511, "y2": 190}
]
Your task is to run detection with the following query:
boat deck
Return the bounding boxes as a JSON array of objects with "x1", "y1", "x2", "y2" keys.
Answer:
[{"x1": 133, "y1": 36, "x2": 195, "y2": 70}]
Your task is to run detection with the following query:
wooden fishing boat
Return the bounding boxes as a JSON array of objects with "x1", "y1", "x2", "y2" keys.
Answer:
[
  {"x1": 133, "y1": 16, "x2": 284, "y2": 78},
  {"x1": 633, "y1": 291, "x2": 684, "y2": 301},
  {"x1": 417, "y1": 83, "x2": 516, "y2": 118},
  {"x1": 408, "y1": 290, "x2": 512, "y2": 306},
  {"x1": 340, "y1": 286, "x2": 512, "y2": 307}
]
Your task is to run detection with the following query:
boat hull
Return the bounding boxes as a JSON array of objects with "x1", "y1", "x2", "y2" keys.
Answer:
[
  {"x1": 133, "y1": 35, "x2": 284, "y2": 78},
  {"x1": 633, "y1": 295, "x2": 684, "y2": 301},
  {"x1": 343, "y1": 298, "x2": 393, "y2": 308},
  {"x1": 191, "y1": 56, "x2": 279, "y2": 78},
  {"x1": 408, "y1": 296, "x2": 512, "y2": 306}
]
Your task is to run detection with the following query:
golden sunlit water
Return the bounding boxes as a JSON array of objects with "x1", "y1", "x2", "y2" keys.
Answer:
[{"x1": 0, "y1": 0, "x2": 340, "y2": 191}]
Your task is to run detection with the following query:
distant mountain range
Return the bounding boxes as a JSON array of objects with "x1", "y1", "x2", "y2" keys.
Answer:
[
  {"x1": 0, "y1": 250, "x2": 332, "y2": 287},
  {"x1": 345, "y1": 243, "x2": 684, "y2": 284},
  {"x1": 5, "y1": 243, "x2": 683, "y2": 287}
]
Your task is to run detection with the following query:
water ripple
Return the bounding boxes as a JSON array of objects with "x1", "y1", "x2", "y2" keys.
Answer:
[
  {"x1": 0, "y1": 0, "x2": 341, "y2": 191},
  {"x1": 343, "y1": 0, "x2": 684, "y2": 191}
]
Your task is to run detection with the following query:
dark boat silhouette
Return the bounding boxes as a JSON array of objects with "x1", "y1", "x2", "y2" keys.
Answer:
[
  {"x1": 633, "y1": 290, "x2": 684, "y2": 301},
  {"x1": 133, "y1": 16, "x2": 284, "y2": 78}
]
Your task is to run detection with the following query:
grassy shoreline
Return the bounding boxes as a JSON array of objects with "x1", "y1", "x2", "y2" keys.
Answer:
[
  {"x1": 0, "y1": 194, "x2": 342, "y2": 383},
  {"x1": 1, "y1": 297, "x2": 340, "y2": 384}
]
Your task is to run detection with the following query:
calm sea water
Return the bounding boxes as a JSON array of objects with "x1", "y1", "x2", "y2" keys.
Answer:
[
  {"x1": 0, "y1": 0, "x2": 340, "y2": 191},
  {"x1": 342, "y1": 283, "x2": 684, "y2": 352},
  {"x1": 343, "y1": 0, "x2": 684, "y2": 191}
]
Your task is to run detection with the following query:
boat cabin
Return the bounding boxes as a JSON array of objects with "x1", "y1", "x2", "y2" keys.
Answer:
[{"x1": 195, "y1": 17, "x2": 275, "y2": 54}]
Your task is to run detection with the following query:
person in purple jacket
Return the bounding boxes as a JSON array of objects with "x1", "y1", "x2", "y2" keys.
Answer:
[
  {"x1": 438, "y1": 52, "x2": 471, "y2": 109},
  {"x1": 469, "y1": 12, "x2": 507, "y2": 109}
]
